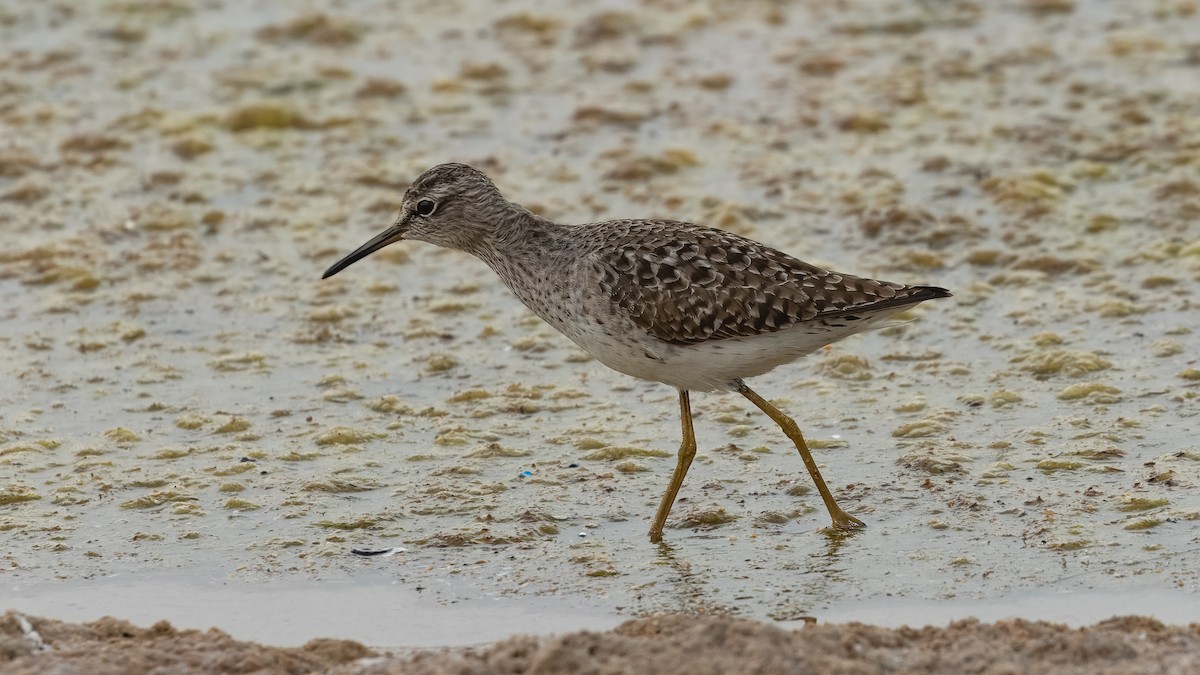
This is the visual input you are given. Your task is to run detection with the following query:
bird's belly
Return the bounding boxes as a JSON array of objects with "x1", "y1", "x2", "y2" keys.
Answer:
[{"x1": 559, "y1": 319, "x2": 838, "y2": 393}]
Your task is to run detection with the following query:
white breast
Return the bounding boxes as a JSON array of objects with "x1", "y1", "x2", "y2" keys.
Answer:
[{"x1": 562, "y1": 306, "x2": 906, "y2": 392}]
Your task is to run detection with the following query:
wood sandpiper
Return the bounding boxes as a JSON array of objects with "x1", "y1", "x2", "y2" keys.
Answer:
[{"x1": 323, "y1": 163, "x2": 951, "y2": 543}]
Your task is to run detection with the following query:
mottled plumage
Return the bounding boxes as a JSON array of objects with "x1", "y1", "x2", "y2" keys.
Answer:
[
  {"x1": 590, "y1": 219, "x2": 944, "y2": 345},
  {"x1": 323, "y1": 163, "x2": 951, "y2": 542}
]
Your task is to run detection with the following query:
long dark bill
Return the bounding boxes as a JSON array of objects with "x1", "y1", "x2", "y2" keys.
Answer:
[{"x1": 321, "y1": 222, "x2": 407, "y2": 279}]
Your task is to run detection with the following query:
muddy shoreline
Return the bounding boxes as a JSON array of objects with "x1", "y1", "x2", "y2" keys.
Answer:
[
  {"x1": 2, "y1": 0, "x2": 1198, "y2": 667},
  {"x1": 5, "y1": 611, "x2": 1200, "y2": 675}
]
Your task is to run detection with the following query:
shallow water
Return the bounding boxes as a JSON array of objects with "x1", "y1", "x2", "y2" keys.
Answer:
[
  {"x1": 9, "y1": 574, "x2": 1197, "y2": 649},
  {"x1": 2, "y1": 0, "x2": 1199, "y2": 649}
]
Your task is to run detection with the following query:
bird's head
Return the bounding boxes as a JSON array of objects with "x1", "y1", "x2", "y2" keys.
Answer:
[{"x1": 322, "y1": 163, "x2": 505, "y2": 279}]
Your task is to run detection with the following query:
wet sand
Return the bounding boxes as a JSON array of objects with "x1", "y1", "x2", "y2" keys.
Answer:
[
  {"x1": 5, "y1": 611, "x2": 1200, "y2": 675},
  {"x1": 2, "y1": 0, "x2": 1199, "y2": 667}
]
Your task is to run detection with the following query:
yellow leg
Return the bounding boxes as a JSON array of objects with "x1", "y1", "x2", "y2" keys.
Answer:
[
  {"x1": 737, "y1": 380, "x2": 865, "y2": 530},
  {"x1": 649, "y1": 390, "x2": 697, "y2": 543}
]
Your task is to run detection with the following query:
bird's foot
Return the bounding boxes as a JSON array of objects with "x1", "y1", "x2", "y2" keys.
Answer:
[{"x1": 827, "y1": 508, "x2": 865, "y2": 531}]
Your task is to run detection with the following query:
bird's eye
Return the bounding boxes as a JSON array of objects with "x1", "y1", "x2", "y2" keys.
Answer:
[{"x1": 415, "y1": 199, "x2": 437, "y2": 216}]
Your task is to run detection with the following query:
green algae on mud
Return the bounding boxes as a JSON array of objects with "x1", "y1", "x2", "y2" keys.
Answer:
[{"x1": 0, "y1": 486, "x2": 42, "y2": 506}]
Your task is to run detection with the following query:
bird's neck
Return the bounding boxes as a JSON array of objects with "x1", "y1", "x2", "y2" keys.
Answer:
[
  {"x1": 473, "y1": 204, "x2": 563, "y2": 269},
  {"x1": 469, "y1": 205, "x2": 573, "y2": 312}
]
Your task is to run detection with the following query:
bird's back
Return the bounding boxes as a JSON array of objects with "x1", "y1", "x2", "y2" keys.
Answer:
[{"x1": 577, "y1": 219, "x2": 949, "y2": 347}]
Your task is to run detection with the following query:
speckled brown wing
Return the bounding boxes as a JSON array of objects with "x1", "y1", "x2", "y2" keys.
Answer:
[{"x1": 593, "y1": 220, "x2": 946, "y2": 346}]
